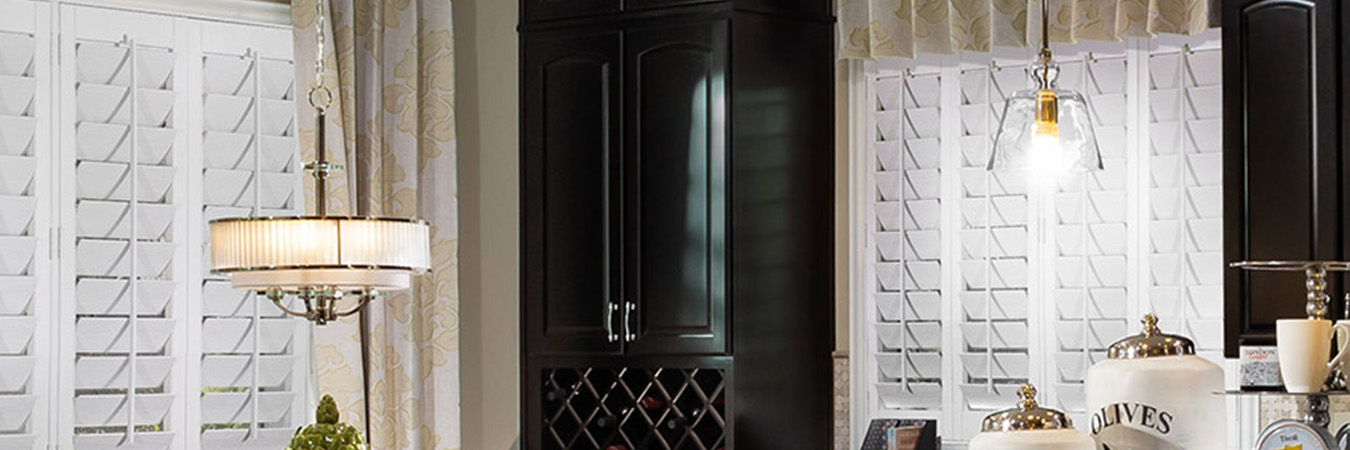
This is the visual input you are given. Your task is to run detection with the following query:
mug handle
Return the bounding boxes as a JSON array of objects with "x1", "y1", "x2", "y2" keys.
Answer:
[{"x1": 1329, "y1": 322, "x2": 1350, "y2": 370}]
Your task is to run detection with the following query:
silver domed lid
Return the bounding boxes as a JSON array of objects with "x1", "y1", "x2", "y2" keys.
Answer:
[
  {"x1": 981, "y1": 384, "x2": 1073, "y2": 432},
  {"x1": 1107, "y1": 313, "x2": 1196, "y2": 359}
]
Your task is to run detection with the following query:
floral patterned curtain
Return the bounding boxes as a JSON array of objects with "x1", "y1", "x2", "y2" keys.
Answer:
[
  {"x1": 839, "y1": 0, "x2": 1212, "y2": 59},
  {"x1": 292, "y1": 0, "x2": 461, "y2": 449}
]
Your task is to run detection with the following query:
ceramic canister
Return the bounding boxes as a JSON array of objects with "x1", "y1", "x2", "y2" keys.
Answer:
[
  {"x1": 968, "y1": 384, "x2": 1096, "y2": 450},
  {"x1": 1085, "y1": 314, "x2": 1225, "y2": 450}
]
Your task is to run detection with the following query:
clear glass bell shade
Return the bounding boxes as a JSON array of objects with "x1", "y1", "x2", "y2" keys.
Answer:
[
  {"x1": 209, "y1": 217, "x2": 431, "y2": 292},
  {"x1": 987, "y1": 61, "x2": 1103, "y2": 174}
]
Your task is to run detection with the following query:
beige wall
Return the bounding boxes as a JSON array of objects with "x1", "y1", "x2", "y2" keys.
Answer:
[{"x1": 455, "y1": 0, "x2": 521, "y2": 447}]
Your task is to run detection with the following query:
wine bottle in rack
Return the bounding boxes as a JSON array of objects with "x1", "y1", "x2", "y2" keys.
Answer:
[
  {"x1": 544, "y1": 383, "x2": 571, "y2": 402},
  {"x1": 594, "y1": 414, "x2": 619, "y2": 428},
  {"x1": 638, "y1": 396, "x2": 664, "y2": 410},
  {"x1": 665, "y1": 414, "x2": 691, "y2": 430}
]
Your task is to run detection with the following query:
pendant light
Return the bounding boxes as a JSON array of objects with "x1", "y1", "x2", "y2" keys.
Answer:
[
  {"x1": 987, "y1": 0, "x2": 1103, "y2": 174},
  {"x1": 208, "y1": 0, "x2": 431, "y2": 324}
]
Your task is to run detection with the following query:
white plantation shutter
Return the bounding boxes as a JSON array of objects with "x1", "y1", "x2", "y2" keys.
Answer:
[
  {"x1": 61, "y1": 7, "x2": 189, "y2": 450},
  {"x1": 1043, "y1": 46, "x2": 1132, "y2": 426},
  {"x1": 871, "y1": 63, "x2": 945, "y2": 414},
  {"x1": 25, "y1": 3, "x2": 314, "y2": 450},
  {"x1": 1144, "y1": 38, "x2": 1225, "y2": 362},
  {"x1": 954, "y1": 53, "x2": 1035, "y2": 434},
  {"x1": 0, "y1": 2, "x2": 50, "y2": 449},
  {"x1": 860, "y1": 30, "x2": 1224, "y2": 443},
  {"x1": 193, "y1": 21, "x2": 306, "y2": 450}
]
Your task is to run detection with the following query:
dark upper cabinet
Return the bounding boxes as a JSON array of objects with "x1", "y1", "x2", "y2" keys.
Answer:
[
  {"x1": 522, "y1": 30, "x2": 624, "y2": 355},
  {"x1": 522, "y1": 20, "x2": 730, "y2": 358},
  {"x1": 1224, "y1": 0, "x2": 1344, "y2": 357},
  {"x1": 624, "y1": 20, "x2": 729, "y2": 356}
]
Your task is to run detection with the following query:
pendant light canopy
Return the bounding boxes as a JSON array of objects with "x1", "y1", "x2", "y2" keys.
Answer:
[
  {"x1": 208, "y1": 0, "x2": 430, "y2": 324},
  {"x1": 987, "y1": 1, "x2": 1103, "y2": 174}
]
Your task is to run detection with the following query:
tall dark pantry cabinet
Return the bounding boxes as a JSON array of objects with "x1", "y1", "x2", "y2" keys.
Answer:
[{"x1": 519, "y1": 1, "x2": 835, "y2": 449}]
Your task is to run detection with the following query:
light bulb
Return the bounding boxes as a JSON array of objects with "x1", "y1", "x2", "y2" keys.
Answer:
[
  {"x1": 1027, "y1": 89, "x2": 1070, "y2": 176},
  {"x1": 1029, "y1": 118, "x2": 1078, "y2": 177}
]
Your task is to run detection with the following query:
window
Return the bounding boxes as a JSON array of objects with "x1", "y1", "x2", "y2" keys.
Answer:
[
  {"x1": 851, "y1": 30, "x2": 1225, "y2": 444},
  {"x1": 0, "y1": 1, "x2": 309, "y2": 449}
]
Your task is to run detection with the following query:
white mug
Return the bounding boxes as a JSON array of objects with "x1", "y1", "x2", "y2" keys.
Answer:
[
  {"x1": 1337, "y1": 320, "x2": 1350, "y2": 386},
  {"x1": 1276, "y1": 318, "x2": 1350, "y2": 393}
]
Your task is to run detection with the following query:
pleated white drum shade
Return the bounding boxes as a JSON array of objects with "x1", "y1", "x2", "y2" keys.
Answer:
[{"x1": 210, "y1": 216, "x2": 431, "y2": 291}]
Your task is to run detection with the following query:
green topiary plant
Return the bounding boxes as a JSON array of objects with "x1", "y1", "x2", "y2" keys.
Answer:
[{"x1": 286, "y1": 395, "x2": 367, "y2": 450}]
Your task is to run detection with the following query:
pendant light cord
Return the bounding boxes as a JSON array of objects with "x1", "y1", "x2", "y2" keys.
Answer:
[{"x1": 1039, "y1": 0, "x2": 1052, "y2": 89}]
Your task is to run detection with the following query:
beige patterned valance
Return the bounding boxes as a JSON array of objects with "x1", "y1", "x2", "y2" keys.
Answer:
[{"x1": 839, "y1": 0, "x2": 1213, "y2": 59}]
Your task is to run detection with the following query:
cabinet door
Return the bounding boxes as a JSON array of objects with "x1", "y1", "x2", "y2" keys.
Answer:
[
  {"x1": 623, "y1": 19, "x2": 728, "y2": 355},
  {"x1": 1223, "y1": 0, "x2": 1342, "y2": 356},
  {"x1": 523, "y1": 30, "x2": 624, "y2": 355}
]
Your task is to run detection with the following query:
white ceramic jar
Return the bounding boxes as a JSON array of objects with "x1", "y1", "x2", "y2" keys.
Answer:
[
  {"x1": 1085, "y1": 314, "x2": 1225, "y2": 450},
  {"x1": 968, "y1": 384, "x2": 1096, "y2": 450}
]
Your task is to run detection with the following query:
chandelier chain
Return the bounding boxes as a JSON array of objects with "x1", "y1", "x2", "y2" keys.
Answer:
[{"x1": 309, "y1": 0, "x2": 332, "y2": 112}]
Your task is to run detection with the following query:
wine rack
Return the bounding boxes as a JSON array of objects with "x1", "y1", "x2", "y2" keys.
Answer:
[{"x1": 541, "y1": 367, "x2": 728, "y2": 450}]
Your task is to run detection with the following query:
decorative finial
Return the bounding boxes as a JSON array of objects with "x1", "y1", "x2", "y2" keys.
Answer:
[
  {"x1": 316, "y1": 394, "x2": 340, "y2": 424},
  {"x1": 1018, "y1": 384, "x2": 1038, "y2": 409},
  {"x1": 1142, "y1": 313, "x2": 1159, "y2": 336}
]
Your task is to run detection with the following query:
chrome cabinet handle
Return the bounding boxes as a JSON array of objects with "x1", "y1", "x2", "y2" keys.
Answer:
[
  {"x1": 605, "y1": 301, "x2": 619, "y2": 342},
  {"x1": 623, "y1": 300, "x2": 637, "y2": 342}
]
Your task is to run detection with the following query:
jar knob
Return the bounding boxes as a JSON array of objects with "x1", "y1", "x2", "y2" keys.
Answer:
[
  {"x1": 1141, "y1": 313, "x2": 1160, "y2": 337},
  {"x1": 1018, "y1": 384, "x2": 1038, "y2": 410}
]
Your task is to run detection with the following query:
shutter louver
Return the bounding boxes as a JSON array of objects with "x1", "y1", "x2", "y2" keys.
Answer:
[
  {"x1": 195, "y1": 21, "x2": 305, "y2": 450},
  {"x1": 65, "y1": 7, "x2": 185, "y2": 450},
  {"x1": 0, "y1": 2, "x2": 49, "y2": 449}
]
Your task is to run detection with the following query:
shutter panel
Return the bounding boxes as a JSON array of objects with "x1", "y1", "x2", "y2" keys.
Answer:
[
  {"x1": 1145, "y1": 37, "x2": 1225, "y2": 360},
  {"x1": 0, "y1": 2, "x2": 49, "y2": 449},
  {"x1": 871, "y1": 61, "x2": 945, "y2": 414},
  {"x1": 62, "y1": 7, "x2": 187, "y2": 450},
  {"x1": 1044, "y1": 47, "x2": 1132, "y2": 426},
  {"x1": 955, "y1": 54, "x2": 1035, "y2": 437},
  {"x1": 193, "y1": 20, "x2": 306, "y2": 450}
]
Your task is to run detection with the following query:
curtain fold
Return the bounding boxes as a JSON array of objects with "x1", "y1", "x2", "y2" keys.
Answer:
[
  {"x1": 839, "y1": 0, "x2": 1211, "y2": 59},
  {"x1": 292, "y1": 0, "x2": 461, "y2": 449}
]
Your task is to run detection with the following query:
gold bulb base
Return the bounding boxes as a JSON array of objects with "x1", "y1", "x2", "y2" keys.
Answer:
[{"x1": 1034, "y1": 89, "x2": 1059, "y2": 138}]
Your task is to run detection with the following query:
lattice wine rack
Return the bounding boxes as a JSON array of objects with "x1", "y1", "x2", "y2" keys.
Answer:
[{"x1": 541, "y1": 367, "x2": 728, "y2": 450}]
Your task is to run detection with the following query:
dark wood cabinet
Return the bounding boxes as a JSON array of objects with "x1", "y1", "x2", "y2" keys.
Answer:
[
  {"x1": 1224, "y1": 0, "x2": 1346, "y2": 357},
  {"x1": 521, "y1": 4, "x2": 834, "y2": 449},
  {"x1": 624, "y1": 20, "x2": 729, "y2": 356},
  {"x1": 523, "y1": 29, "x2": 624, "y2": 356}
]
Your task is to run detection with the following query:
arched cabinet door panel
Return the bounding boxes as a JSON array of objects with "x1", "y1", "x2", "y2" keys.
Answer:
[
  {"x1": 623, "y1": 19, "x2": 728, "y2": 356},
  {"x1": 523, "y1": 30, "x2": 624, "y2": 356},
  {"x1": 1223, "y1": 0, "x2": 1342, "y2": 356}
]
